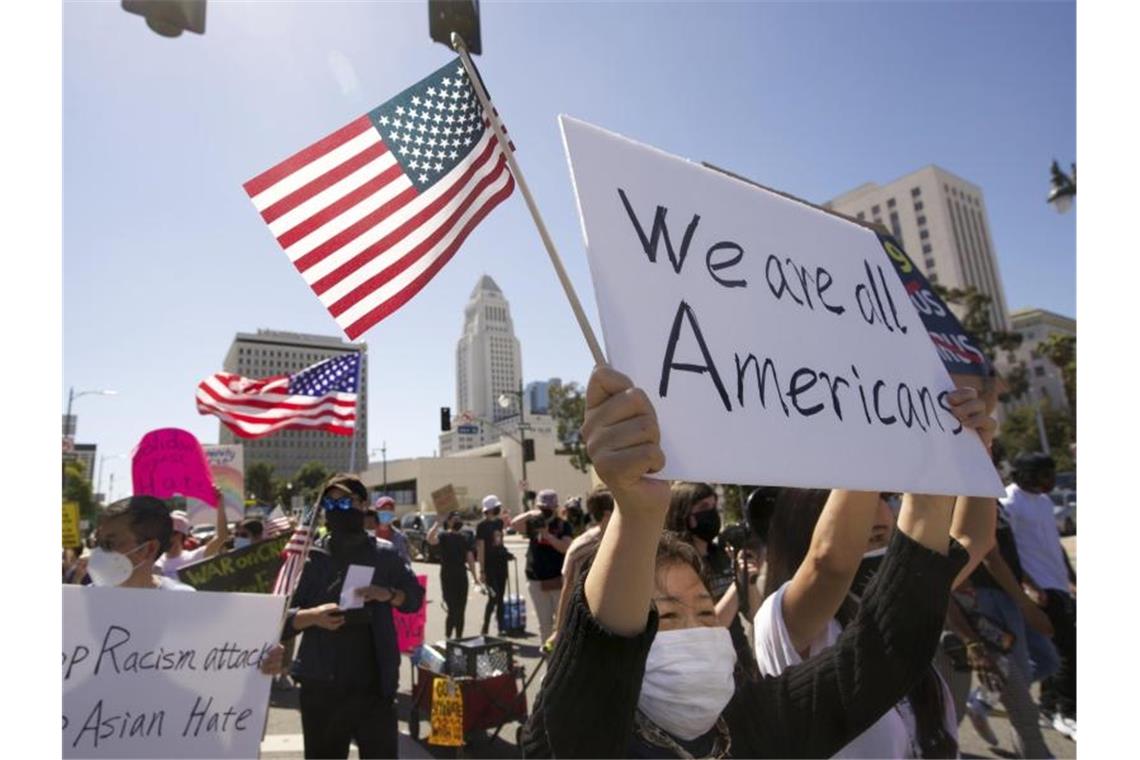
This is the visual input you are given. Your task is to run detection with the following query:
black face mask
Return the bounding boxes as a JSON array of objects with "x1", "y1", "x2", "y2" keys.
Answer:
[
  {"x1": 326, "y1": 509, "x2": 366, "y2": 546},
  {"x1": 690, "y1": 510, "x2": 721, "y2": 542},
  {"x1": 849, "y1": 549, "x2": 886, "y2": 600},
  {"x1": 488, "y1": 508, "x2": 501, "y2": 517},
  {"x1": 450, "y1": 521, "x2": 462, "y2": 531},
  {"x1": 540, "y1": 508, "x2": 554, "y2": 520}
]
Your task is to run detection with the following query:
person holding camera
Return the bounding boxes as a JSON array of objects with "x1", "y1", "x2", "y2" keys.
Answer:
[{"x1": 511, "y1": 488, "x2": 573, "y2": 644}]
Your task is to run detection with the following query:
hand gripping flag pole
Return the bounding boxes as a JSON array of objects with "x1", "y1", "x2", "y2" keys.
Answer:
[{"x1": 451, "y1": 32, "x2": 608, "y2": 367}]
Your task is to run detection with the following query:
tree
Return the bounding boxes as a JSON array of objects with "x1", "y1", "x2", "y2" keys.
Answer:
[
  {"x1": 63, "y1": 459, "x2": 97, "y2": 521},
  {"x1": 1036, "y1": 333, "x2": 1076, "y2": 417},
  {"x1": 995, "y1": 400, "x2": 1075, "y2": 474},
  {"x1": 294, "y1": 461, "x2": 331, "y2": 505},
  {"x1": 548, "y1": 380, "x2": 591, "y2": 473},
  {"x1": 245, "y1": 462, "x2": 276, "y2": 504}
]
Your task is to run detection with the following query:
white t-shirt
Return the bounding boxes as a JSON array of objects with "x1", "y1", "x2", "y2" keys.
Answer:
[
  {"x1": 153, "y1": 546, "x2": 208, "y2": 580},
  {"x1": 1000, "y1": 484, "x2": 1070, "y2": 592},
  {"x1": 754, "y1": 581, "x2": 956, "y2": 759},
  {"x1": 155, "y1": 575, "x2": 196, "y2": 591}
]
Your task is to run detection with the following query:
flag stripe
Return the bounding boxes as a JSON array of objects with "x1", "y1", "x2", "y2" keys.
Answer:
[
  {"x1": 275, "y1": 160, "x2": 405, "y2": 249},
  {"x1": 198, "y1": 402, "x2": 355, "y2": 438},
  {"x1": 261, "y1": 141, "x2": 392, "y2": 227},
  {"x1": 288, "y1": 179, "x2": 418, "y2": 267},
  {"x1": 196, "y1": 397, "x2": 355, "y2": 427},
  {"x1": 310, "y1": 133, "x2": 500, "y2": 296},
  {"x1": 245, "y1": 116, "x2": 375, "y2": 200},
  {"x1": 329, "y1": 153, "x2": 510, "y2": 318},
  {"x1": 340, "y1": 170, "x2": 516, "y2": 338},
  {"x1": 195, "y1": 390, "x2": 357, "y2": 424},
  {"x1": 198, "y1": 376, "x2": 356, "y2": 410}
]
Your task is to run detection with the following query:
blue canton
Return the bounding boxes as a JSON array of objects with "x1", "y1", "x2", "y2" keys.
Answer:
[
  {"x1": 288, "y1": 353, "x2": 360, "y2": 396},
  {"x1": 367, "y1": 57, "x2": 487, "y2": 189}
]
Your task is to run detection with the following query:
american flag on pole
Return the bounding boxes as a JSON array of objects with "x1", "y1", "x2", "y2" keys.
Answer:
[
  {"x1": 263, "y1": 507, "x2": 294, "y2": 539},
  {"x1": 196, "y1": 352, "x2": 360, "y2": 439},
  {"x1": 272, "y1": 518, "x2": 314, "y2": 597},
  {"x1": 243, "y1": 58, "x2": 515, "y2": 339}
]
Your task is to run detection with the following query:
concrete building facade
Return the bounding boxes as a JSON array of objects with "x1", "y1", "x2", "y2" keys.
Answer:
[
  {"x1": 1004, "y1": 308, "x2": 1075, "y2": 412},
  {"x1": 219, "y1": 330, "x2": 367, "y2": 479},
  {"x1": 827, "y1": 165, "x2": 1011, "y2": 331}
]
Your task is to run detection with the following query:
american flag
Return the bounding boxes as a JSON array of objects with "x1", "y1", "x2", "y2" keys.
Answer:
[
  {"x1": 272, "y1": 518, "x2": 314, "y2": 598},
  {"x1": 263, "y1": 507, "x2": 293, "y2": 539},
  {"x1": 243, "y1": 58, "x2": 515, "y2": 340},
  {"x1": 196, "y1": 352, "x2": 360, "y2": 439}
]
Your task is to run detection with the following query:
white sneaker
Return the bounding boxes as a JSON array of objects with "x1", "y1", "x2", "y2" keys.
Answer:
[{"x1": 1052, "y1": 713, "x2": 1077, "y2": 741}]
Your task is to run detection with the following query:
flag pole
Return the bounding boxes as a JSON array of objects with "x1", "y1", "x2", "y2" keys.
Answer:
[
  {"x1": 451, "y1": 33, "x2": 608, "y2": 367},
  {"x1": 347, "y1": 349, "x2": 364, "y2": 473}
]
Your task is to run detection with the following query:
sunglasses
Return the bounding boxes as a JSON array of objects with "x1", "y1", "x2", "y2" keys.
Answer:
[{"x1": 321, "y1": 495, "x2": 356, "y2": 512}]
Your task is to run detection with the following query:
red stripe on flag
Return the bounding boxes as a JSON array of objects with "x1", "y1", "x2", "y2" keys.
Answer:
[
  {"x1": 343, "y1": 171, "x2": 516, "y2": 339},
  {"x1": 329, "y1": 154, "x2": 510, "y2": 317},
  {"x1": 292, "y1": 185, "x2": 420, "y2": 275},
  {"x1": 196, "y1": 399, "x2": 357, "y2": 427},
  {"x1": 197, "y1": 380, "x2": 356, "y2": 411},
  {"x1": 310, "y1": 138, "x2": 500, "y2": 295},
  {"x1": 275, "y1": 161, "x2": 406, "y2": 250},
  {"x1": 259, "y1": 141, "x2": 390, "y2": 225},
  {"x1": 244, "y1": 116, "x2": 375, "y2": 198}
]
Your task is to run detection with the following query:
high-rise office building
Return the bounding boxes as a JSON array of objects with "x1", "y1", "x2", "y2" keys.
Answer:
[
  {"x1": 1005, "y1": 308, "x2": 1075, "y2": 412},
  {"x1": 827, "y1": 165, "x2": 1010, "y2": 331},
  {"x1": 443, "y1": 276, "x2": 523, "y2": 455},
  {"x1": 525, "y1": 378, "x2": 561, "y2": 416},
  {"x1": 218, "y1": 330, "x2": 367, "y2": 478}
]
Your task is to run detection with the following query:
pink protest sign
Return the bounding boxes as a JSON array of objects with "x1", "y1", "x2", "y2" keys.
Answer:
[
  {"x1": 131, "y1": 428, "x2": 218, "y2": 507},
  {"x1": 394, "y1": 574, "x2": 429, "y2": 653}
]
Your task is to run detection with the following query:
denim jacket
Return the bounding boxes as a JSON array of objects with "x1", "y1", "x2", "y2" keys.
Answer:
[{"x1": 282, "y1": 534, "x2": 424, "y2": 697}]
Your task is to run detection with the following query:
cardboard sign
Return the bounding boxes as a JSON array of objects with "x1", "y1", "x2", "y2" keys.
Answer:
[
  {"x1": 62, "y1": 586, "x2": 284, "y2": 758},
  {"x1": 431, "y1": 484, "x2": 459, "y2": 513},
  {"x1": 201, "y1": 445, "x2": 246, "y2": 524},
  {"x1": 428, "y1": 677, "x2": 464, "y2": 747},
  {"x1": 561, "y1": 116, "x2": 1003, "y2": 497},
  {"x1": 176, "y1": 535, "x2": 290, "y2": 593},
  {"x1": 63, "y1": 502, "x2": 81, "y2": 548},
  {"x1": 394, "y1": 574, "x2": 429, "y2": 653},
  {"x1": 132, "y1": 429, "x2": 218, "y2": 507}
]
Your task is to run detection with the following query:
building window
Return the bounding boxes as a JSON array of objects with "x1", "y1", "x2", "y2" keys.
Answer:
[
  {"x1": 914, "y1": 201, "x2": 924, "y2": 211},
  {"x1": 920, "y1": 229, "x2": 930, "y2": 240},
  {"x1": 856, "y1": 211, "x2": 865, "y2": 220},
  {"x1": 917, "y1": 215, "x2": 926, "y2": 226},
  {"x1": 922, "y1": 243, "x2": 932, "y2": 254},
  {"x1": 925, "y1": 258, "x2": 936, "y2": 270},
  {"x1": 887, "y1": 198, "x2": 896, "y2": 209},
  {"x1": 911, "y1": 187, "x2": 921, "y2": 197},
  {"x1": 929, "y1": 274, "x2": 939, "y2": 283},
  {"x1": 871, "y1": 204, "x2": 880, "y2": 215}
]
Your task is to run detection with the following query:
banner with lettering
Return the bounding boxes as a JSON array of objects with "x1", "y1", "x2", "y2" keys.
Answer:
[
  {"x1": 177, "y1": 535, "x2": 290, "y2": 593},
  {"x1": 561, "y1": 116, "x2": 1003, "y2": 497},
  {"x1": 131, "y1": 428, "x2": 217, "y2": 507},
  {"x1": 201, "y1": 445, "x2": 246, "y2": 524},
  {"x1": 394, "y1": 574, "x2": 429, "y2": 653},
  {"x1": 62, "y1": 586, "x2": 283, "y2": 758}
]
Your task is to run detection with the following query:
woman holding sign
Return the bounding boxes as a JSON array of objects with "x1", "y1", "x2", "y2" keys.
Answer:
[{"x1": 520, "y1": 366, "x2": 996, "y2": 759}]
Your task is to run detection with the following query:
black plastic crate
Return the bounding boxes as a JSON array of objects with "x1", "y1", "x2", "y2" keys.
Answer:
[{"x1": 445, "y1": 635, "x2": 514, "y2": 678}]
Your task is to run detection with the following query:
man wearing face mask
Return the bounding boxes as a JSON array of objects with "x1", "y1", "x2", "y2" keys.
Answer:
[
  {"x1": 372, "y1": 495, "x2": 412, "y2": 564},
  {"x1": 476, "y1": 494, "x2": 511, "y2": 635},
  {"x1": 153, "y1": 501, "x2": 229, "y2": 580},
  {"x1": 232, "y1": 518, "x2": 265, "y2": 550},
  {"x1": 511, "y1": 488, "x2": 574, "y2": 644},
  {"x1": 282, "y1": 474, "x2": 425, "y2": 759},
  {"x1": 79, "y1": 496, "x2": 197, "y2": 590}
]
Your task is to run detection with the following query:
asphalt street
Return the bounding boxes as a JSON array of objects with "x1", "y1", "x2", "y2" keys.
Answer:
[{"x1": 259, "y1": 534, "x2": 1078, "y2": 759}]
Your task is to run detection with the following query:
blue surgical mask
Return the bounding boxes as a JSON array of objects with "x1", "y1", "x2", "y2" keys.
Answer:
[
  {"x1": 233, "y1": 536, "x2": 252, "y2": 550},
  {"x1": 378, "y1": 511, "x2": 396, "y2": 525}
]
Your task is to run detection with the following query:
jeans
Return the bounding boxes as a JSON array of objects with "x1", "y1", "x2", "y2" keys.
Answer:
[
  {"x1": 974, "y1": 586, "x2": 1060, "y2": 684},
  {"x1": 441, "y1": 569, "x2": 469, "y2": 640}
]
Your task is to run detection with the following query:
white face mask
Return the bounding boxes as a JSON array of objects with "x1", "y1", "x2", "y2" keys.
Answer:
[
  {"x1": 86, "y1": 543, "x2": 149, "y2": 587},
  {"x1": 638, "y1": 625, "x2": 737, "y2": 741}
]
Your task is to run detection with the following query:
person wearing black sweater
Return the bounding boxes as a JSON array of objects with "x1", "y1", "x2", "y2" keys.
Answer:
[{"x1": 520, "y1": 366, "x2": 994, "y2": 759}]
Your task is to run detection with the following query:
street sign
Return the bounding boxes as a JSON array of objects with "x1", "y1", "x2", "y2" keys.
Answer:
[{"x1": 457, "y1": 424, "x2": 479, "y2": 435}]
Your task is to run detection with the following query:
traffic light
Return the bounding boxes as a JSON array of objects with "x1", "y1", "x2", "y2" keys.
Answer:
[
  {"x1": 428, "y1": 0, "x2": 481, "y2": 55},
  {"x1": 523, "y1": 438, "x2": 535, "y2": 463},
  {"x1": 441, "y1": 407, "x2": 451, "y2": 432},
  {"x1": 121, "y1": 0, "x2": 206, "y2": 37}
]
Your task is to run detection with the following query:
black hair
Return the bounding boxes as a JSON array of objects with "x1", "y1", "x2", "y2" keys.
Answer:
[
  {"x1": 1012, "y1": 452, "x2": 1056, "y2": 490},
  {"x1": 762, "y1": 487, "x2": 957, "y2": 758},
  {"x1": 239, "y1": 519, "x2": 264, "y2": 538},
  {"x1": 99, "y1": 496, "x2": 174, "y2": 556},
  {"x1": 665, "y1": 482, "x2": 716, "y2": 534},
  {"x1": 586, "y1": 486, "x2": 614, "y2": 523}
]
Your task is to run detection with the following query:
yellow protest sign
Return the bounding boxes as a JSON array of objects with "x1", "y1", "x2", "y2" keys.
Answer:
[
  {"x1": 428, "y1": 676, "x2": 464, "y2": 747},
  {"x1": 62, "y1": 502, "x2": 80, "y2": 548}
]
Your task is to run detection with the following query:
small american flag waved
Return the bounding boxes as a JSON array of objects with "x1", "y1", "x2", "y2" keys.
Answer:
[
  {"x1": 243, "y1": 58, "x2": 515, "y2": 339},
  {"x1": 196, "y1": 352, "x2": 360, "y2": 439},
  {"x1": 263, "y1": 507, "x2": 294, "y2": 539},
  {"x1": 272, "y1": 520, "x2": 313, "y2": 597}
]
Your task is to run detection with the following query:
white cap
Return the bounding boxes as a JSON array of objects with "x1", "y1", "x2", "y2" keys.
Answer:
[
  {"x1": 482, "y1": 495, "x2": 502, "y2": 512},
  {"x1": 170, "y1": 510, "x2": 192, "y2": 535}
]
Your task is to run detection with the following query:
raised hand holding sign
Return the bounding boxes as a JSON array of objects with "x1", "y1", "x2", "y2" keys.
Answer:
[{"x1": 131, "y1": 428, "x2": 217, "y2": 507}]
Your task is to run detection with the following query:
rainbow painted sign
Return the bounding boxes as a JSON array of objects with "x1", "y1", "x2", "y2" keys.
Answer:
[{"x1": 202, "y1": 444, "x2": 246, "y2": 524}]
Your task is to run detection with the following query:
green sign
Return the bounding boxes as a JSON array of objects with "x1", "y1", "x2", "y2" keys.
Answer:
[{"x1": 177, "y1": 534, "x2": 290, "y2": 593}]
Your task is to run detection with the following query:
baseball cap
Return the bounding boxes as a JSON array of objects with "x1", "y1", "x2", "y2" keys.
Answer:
[
  {"x1": 374, "y1": 495, "x2": 396, "y2": 511},
  {"x1": 537, "y1": 489, "x2": 559, "y2": 508},
  {"x1": 482, "y1": 495, "x2": 502, "y2": 512},
  {"x1": 169, "y1": 510, "x2": 192, "y2": 536},
  {"x1": 321, "y1": 473, "x2": 369, "y2": 502}
]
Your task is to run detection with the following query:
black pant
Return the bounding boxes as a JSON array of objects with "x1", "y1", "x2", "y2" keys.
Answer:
[
  {"x1": 482, "y1": 562, "x2": 508, "y2": 634},
  {"x1": 1038, "y1": 589, "x2": 1076, "y2": 719},
  {"x1": 441, "y1": 569, "x2": 469, "y2": 640},
  {"x1": 299, "y1": 682, "x2": 397, "y2": 759}
]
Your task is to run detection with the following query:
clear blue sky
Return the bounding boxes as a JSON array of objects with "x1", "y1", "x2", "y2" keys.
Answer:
[{"x1": 64, "y1": 1, "x2": 1075, "y2": 499}]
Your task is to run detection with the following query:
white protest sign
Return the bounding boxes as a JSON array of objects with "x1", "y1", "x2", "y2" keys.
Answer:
[
  {"x1": 561, "y1": 116, "x2": 1003, "y2": 497},
  {"x1": 199, "y1": 444, "x2": 246, "y2": 525},
  {"x1": 62, "y1": 586, "x2": 284, "y2": 758}
]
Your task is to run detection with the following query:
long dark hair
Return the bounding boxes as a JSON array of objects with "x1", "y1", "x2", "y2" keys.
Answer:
[
  {"x1": 763, "y1": 488, "x2": 957, "y2": 759},
  {"x1": 665, "y1": 482, "x2": 717, "y2": 535}
]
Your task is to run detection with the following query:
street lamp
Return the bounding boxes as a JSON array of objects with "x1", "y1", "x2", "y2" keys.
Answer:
[
  {"x1": 498, "y1": 384, "x2": 532, "y2": 501},
  {"x1": 64, "y1": 387, "x2": 118, "y2": 439},
  {"x1": 370, "y1": 443, "x2": 388, "y2": 494},
  {"x1": 1047, "y1": 160, "x2": 1076, "y2": 215},
  {"x1": 96, "y1": 453, "x2": 128, "y2": 504}
]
